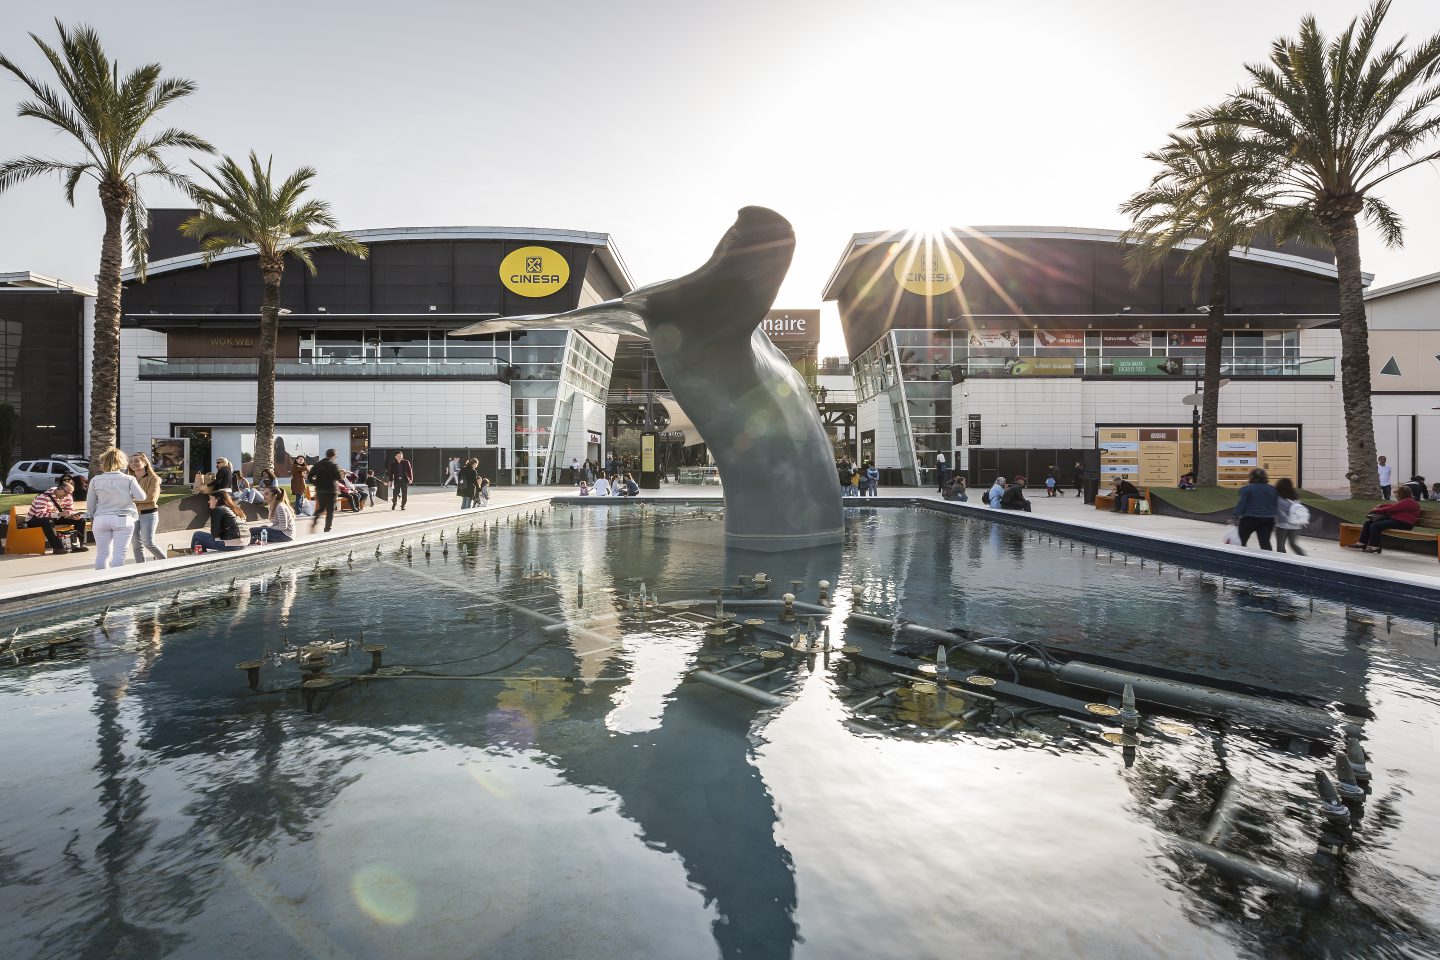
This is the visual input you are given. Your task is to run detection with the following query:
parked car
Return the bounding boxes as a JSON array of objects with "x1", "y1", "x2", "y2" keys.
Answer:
[{"x1": 6, "y1": 456, "x2": 90, "y2": 495}]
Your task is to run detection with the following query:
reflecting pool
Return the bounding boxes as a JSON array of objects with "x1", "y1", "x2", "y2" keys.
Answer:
[{"x1": 1, "y1": 504, "x2": 1437, "y2": 959}]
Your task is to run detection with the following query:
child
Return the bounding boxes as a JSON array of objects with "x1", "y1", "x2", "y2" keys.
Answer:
[{"x1": 1045, "y1": 473, "x2": 1058, "y2": 498}]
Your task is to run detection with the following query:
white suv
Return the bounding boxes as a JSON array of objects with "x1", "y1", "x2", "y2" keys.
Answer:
[{"x1": 6, "y1": 456, "x2": 90, "y2": 494}]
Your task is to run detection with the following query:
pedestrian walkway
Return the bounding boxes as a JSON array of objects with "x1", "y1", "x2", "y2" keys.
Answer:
[
  {"x1": 5, "y1": 482, "x2": 1435, "y2": 604},
  {"x1": 0, "y1": 487, "x2": 551, "y2": 603},
  {"x1": 908, "y1": 487, "x2": 1440, "y2": 586}
]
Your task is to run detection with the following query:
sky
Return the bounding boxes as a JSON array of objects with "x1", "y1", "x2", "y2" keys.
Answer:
[{"x1": 1, "y1": 0, "x2": 1437, "y2": 359}]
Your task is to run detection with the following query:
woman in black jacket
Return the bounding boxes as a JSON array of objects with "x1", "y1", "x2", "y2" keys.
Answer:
[
  {"x1": 190, "y1": 491, "x2": 248, "y2": 552},
  {"x1": 458, "y1": 459, "x2": 479, "y2": 509}
]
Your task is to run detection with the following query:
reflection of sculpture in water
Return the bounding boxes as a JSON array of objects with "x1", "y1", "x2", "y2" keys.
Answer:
[{"x1": 455, "y1": 206, "x2": 842, "y2": 551}]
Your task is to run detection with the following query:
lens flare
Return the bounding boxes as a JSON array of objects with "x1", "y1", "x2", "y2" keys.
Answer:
[{"x1": 351, "y1": 864, "x2": 419, "y2": 926}]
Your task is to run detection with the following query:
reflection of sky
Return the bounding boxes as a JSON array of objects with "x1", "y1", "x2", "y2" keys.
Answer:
[{"x1": 3, "y1": 505, "x2": 1439, "y2": 957}]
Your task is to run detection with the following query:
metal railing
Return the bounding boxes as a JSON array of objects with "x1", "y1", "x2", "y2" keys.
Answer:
[
  {"x1": 138, "y1": 357, "x2": 509, "y2": 379},
  {"x1": 898, "y1": 356, "x2": 1336, "y2": 381}
]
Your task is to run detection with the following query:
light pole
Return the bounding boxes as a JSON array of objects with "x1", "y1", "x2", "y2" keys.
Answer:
[{"x1": 1182, "y1": 376, "x2": 1230, "y2": 482}]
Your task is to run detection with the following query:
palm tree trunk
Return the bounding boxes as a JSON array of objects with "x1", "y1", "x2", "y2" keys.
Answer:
[
  {"x1": 1329, "y1": 216, "x2": 1382, "y2": 499},
  {"x1": 252, "y1": 263, "x2": 282, "y2": 479},
  {"x1": 1198, "y1": 253, "x2": 1228, "y2": 487},
  {"x1": 90, "y1": 184, "x2": 128, "y2": 469}
]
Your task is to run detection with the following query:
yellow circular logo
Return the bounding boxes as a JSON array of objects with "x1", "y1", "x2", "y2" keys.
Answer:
[
  {"x1": 500, "y1": 246, "x2": 570, "y2": 298},
  {"x1": 892, "y1": 241, "x2": 965, "y2": 296}
]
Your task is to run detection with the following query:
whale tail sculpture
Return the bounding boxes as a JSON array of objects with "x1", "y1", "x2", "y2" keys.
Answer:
[{"x1": 454, "y1": 206, "x2": 843, "y2": 551}]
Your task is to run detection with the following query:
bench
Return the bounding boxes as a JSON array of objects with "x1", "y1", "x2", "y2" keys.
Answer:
[
  {"x1": 1095, "y1": 488, "x2": 1152, "y2": 514},
  {"x1": 1339, "y1": 510, "x2": 1440, "y2": 559},
  {"x1": 3, "y1": 505, "x2": 76, "y2": 555}
]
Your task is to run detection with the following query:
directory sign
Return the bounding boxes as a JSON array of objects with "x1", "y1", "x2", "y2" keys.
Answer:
[{"x1": 1098, "y1": 426, "x2": 1297, "y2": 488}]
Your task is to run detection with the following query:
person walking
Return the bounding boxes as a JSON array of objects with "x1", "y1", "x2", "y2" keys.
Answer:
[
  {"x1": 88, "y1": 447, "x2": 147, "y2": 570},
  {"x1": 190, "y1": 490, "x2": 248, "y2": 552},
  {"x1": 935, "y1": 452, "x2": 949, "y2": 493},
  {"x1": 1378, "y1": 456, "x2": 1392, "y2": 500},
  {"x1": 290, "y1": 455, "x2": 309, "y2": 508},
  {"x1": 1045, "y1": 468, "x2": 1058, "y2": 498},
  {"x1": 249, "y1": 486, "x2": 296, "y2": 543},
  {"x1": 1072, "y1": 461, "x2": 1085, "y2": 498},
  {"x1": 478, "y1": 475, "x2": 491, "y2": 506},
  {"x1": 568, "y1": 457, "x2": 580, "y2": 484},
  {"x1": 1273, "y1": 478, "x2": 1310, "y2": 556},
  {"x1": 128, "y1": 452, "x2": 166, "y2": 562},
  {"x1": 387, "y1": 451, "x2": 413, "y2": 511},
  {"x1": 307, "y1": 448, "x2": 343, "y2": 533},
  {"x1": 1350, "y1": 487, "x2": 1421, "y2": 554},
  {"x1": 1229, "y1": 468, "x2": 1279, "y2": 550},
  {"x1": 458, "y1": 458, "x2": 479, "y2": 509},
  {"x1": 864, "y1": 461, "x2": 879, "y2": 497},
  {"x1": 443, "y1": 456, "x2": 460, "y2": 488},
  {"x1": 25, "y1": 475, "x2": 88, "y2": 555}
]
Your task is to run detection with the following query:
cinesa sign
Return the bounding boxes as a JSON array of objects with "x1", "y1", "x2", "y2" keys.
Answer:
[{"x1": 500, "y1": 246, "x2": 570, "y2": 298}]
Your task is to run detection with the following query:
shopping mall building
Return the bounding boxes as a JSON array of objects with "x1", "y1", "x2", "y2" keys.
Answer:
[
  {"x1": 822, "y1": 227, "x2": 1360, "y2": 491},
  {"x1": 110, "y1": 214, "x2": 631, "y2": 483}
]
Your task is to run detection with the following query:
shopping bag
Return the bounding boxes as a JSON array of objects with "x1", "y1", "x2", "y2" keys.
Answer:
[
  {"x1": 295, "y1": 498, "x2": 315, "y2": 517},
  {"x1": 1290, "y1": 503, "x2": 1312, "y2": 527},
  {"x1": 1221, "y1": 524, "x2": 1241, "y2": 545}
]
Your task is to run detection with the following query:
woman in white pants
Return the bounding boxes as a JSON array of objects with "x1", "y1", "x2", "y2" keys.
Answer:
[{"x1": 87, "y1": 447, "x2": 146, "y2": 570}]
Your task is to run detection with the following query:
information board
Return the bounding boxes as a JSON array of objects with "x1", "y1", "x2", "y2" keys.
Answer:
[{"x1": 1098, "y1": 426, "x2": 1297, "y2": 489}]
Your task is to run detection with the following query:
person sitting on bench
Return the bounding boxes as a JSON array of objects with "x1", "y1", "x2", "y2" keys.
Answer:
[
  {"x1": 1112, "y1": 478, "x2": 1140, "y2": 513},
  {"x1": 1351, "y1": 487, "x2": 1421, "y2": 554},
  {"x1": 25, "y1": 476, "x2": 88, "y2": 554}
]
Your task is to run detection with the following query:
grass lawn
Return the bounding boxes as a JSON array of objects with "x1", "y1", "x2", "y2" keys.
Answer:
[
  {"x1": 1148, "y1": 486, "x2": 1437, "y2": 525},
  {"x1": 0, "y1": 486, "x2": 192, "y2": 515}
]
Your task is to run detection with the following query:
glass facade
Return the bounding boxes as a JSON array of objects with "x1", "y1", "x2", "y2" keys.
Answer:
[{"x1": 854, "y1": 328, "x2": 1330, "y2": 485}]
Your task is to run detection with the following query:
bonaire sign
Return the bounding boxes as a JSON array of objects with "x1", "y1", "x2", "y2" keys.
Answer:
[{"x1": 500, "y1": 246, "x2": 570, "y2": 298}]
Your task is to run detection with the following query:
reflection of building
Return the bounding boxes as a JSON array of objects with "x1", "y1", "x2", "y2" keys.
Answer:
[
  {"x1": 116, "y1": 214, "x2": 631, "y2": 483},
  {"x1": 823, "y1": 227, "x2": 1355, "y2": 488},
  {"x1": 1365, "y1": 272, "x2": 1440, "y2": 481},
  {"x1": 0, "y1": 272, "x2": 93, "y2": 462}
]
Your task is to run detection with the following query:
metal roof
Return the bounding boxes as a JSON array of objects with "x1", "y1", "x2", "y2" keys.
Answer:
[
  {"x1": 121, "y1": 225, "x2": 635, "y2": 292},
  {"x1": 0, "y1": 270, "x2": 96, "y2": 297},
  {"x1": 820, "y1": 225, "x2": 1368, "y2": 302}
]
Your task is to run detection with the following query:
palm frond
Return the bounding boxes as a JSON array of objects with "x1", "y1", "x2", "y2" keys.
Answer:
[{"x1": 0, "y1": 155, "x2": 72, "y2": 193}]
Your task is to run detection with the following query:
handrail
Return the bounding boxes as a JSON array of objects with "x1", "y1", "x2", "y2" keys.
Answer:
[{"x1": 138, "y1": 357, "x2": 509, "y2": 379}]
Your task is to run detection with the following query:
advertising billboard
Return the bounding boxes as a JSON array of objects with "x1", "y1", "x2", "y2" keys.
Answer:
[
  {"x1": 150, "y1": 437, "x2": 189, "y2": 487},
  {"x1": 1035, "y1": 330, "x2": 1085, "y2": 349},
  {"x1": 1102, "y1": 331, "x2": 1152, "y2": 349},
  {"x1": 966, "y1": 330, "x2": 1019, "y2": 349}
]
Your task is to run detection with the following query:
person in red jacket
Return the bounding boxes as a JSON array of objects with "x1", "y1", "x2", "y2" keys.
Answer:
[{"x1": 1352, "y1": 487, "x2": 1422, "y2": 553}]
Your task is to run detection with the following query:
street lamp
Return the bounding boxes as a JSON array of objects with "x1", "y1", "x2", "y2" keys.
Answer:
[{"x1": 1181, "y1": 377, "x2": 1231, "y2": 481}]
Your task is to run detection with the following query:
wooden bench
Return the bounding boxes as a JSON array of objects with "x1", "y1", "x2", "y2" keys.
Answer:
[
  {"x1": 4, "y1": 505, "x2": 75, "y2": 555},
  {"x1": 1095, "y1": 488, "x2": 1152, "y2": 514},
  {"x1": 1339, "y1": 510, "x2": 1440, "y2": 559}
]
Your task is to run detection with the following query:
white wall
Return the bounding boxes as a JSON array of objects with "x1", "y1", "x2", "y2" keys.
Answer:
[
  {"x1": 950, "y1": 375, "x2": 1347, "y2": 489},
  {"x1": 856, "y1": 394, "x2": 899, "y2": 467},
  {"x1": 119, "y1": 329, "x2": 513, "y2": 465}
]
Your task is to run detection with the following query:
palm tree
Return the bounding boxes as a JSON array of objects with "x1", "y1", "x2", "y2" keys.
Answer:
[
  {"x1": 1120, "y1": 126, "x2": 1286, "y2": 487},
  {"x1": 181, "y1": 153, "x2": 367, "y2": 478},
  {"x1": 1190, "y1": 0, "x2": 1440, "y2": 498},
  {"x1": 0, "y1": 20, "x2": 212, "y2": 466}
]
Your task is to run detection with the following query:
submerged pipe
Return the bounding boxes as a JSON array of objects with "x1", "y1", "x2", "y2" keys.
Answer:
[
  {"x1": 847, "y1": 612, "x2": 1352, "y2": 739},
  {"x1": 691, "y1": 669, "x2": 786, "y2": 707},
  {"x1": 1171, "y1": 837, "x2": 1328, "y2": 908}
]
